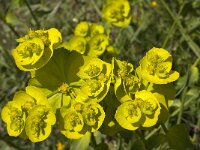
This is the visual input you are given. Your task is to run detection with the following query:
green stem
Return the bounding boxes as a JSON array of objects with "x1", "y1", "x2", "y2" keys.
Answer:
[
  {"x1": 47, "y1": 89, "x2": 59, "y2": 98},
  {"x1": 177, "y1": 87, "x2": 188, "y2": 124},
  {"x1": 136, "y1": 130, "x2": 146, "y2": 146},
  {"x1": 24, "y1": 0, "x2": 40, "y2": 28},
  {"x1": 192, "y1": 58, "x2": 200, "y2": 67},
  {"x1": 145, "y1": 127, "x2": 161, "y2": 140},
  {"x1": 171, "y1": 97, "x2": 195, "y2": 117},
  {"x1": 162, "y1": 2, "x2": 185, "y2": 48},
  {"x1": 192, "y1": 118, "x2": 200, "y2": 143},
  {"x1": 91, "y1": 0, "x2": 102, "y2": 17},
  {"x1": 0, "y1": 136, "x2": 24, "y2": 150},
  {"x1": 161, "y1": 124, "x2": 168, "y2": 134},
  {"x1": 0, "y1": 15, "x2": 20, "y2": 37},
  {"x1": 91, "y1": 133, "x2": 97, "y2": 147},
  {"x1": 160, "y1": 0, "x2": 200, "y2": 58},
  {"x1": 130, "y1": 14, "x2": 148, "y2": 43}
]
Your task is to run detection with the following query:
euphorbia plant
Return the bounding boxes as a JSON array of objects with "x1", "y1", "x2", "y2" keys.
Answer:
[{"x1": 1, "y1": 25, "x2": 180, "y2": 143}]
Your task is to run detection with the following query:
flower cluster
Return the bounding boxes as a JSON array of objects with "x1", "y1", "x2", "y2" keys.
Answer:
[
  {"x1": 112, "y1": 47, "x2": 179, "y2": 130},
  {"x1": 1, "y1": 86, "x2": 56, "y2": 142},
  {"x1": 1, "y1": 24, "x2": 179, "y2": 142},
  {"x1": 63, "y1": 22, "x2": 111, "y2": 57},
  {"x1": 102, "y1": 0, "x2": 132, "y2": 27}
]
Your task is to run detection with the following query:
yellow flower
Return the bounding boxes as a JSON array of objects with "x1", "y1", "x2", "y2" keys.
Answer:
[
  {"x1": 115, "y1": 90, "x2": 161, "y2": 130},
  {"x1": 63, "y1": 36, "x2": 87, "y2": 54},
  {"x1": 77, "y1": 57, "x2": 104, "y2": 79},
  {"x1": 25, "y1": 105, "x2": 56, "y2": 142},
  {"x1": 74, "y1": 21, "x2": 90, "y2": 37},
  {"x1": 151, "y1": 1, "x2": 157, "y2": 8},
  {"x1": 47, "y1": 28, "x2": 62, "y2": 49},
  {"x1": 139, "y1": 47, "x2": 179, "y2": 84},
  {"x1": 134, "y1": 90, "x2": 161, "y2": 127},
  {"x1": 1, "y1": 101, "x2": 25, "y2": 136},
  {"x1": 12, "y1": 38, "x2": 45, "y2": 71},
  {"x1": 56, "y1": 141, "x2": 65, "y2": 150},
  {"x1": 87, "y1": 34, "x2": 109, "y2": 57},
  {"x1": 12, "y1": 28, "x2": 62, "y2": 71},
  {"x1": 90, "y1": 23, "x2": 105, "y2": 37},
  {"x1": 60, "y1": 107, "x2": 85, "y2": 139},
  {"x1": 115, "y1": 101, "x2": 141, "y2": 130},
  {"x1": 82, "y1": 102, "x2": 105, "y2": 132},
  {"x1": 102, "y1": 0, "x2": 131, "y2": 27},
  {"x1": 81, "y1": 79, "x2": 104, "y2": 97}
]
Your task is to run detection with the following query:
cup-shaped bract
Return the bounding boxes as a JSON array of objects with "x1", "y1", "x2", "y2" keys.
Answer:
[
  {"x1": 12, "y1": 28, "x2": 62, "y2": 71},
  {"x1": 12, "y1": 91, "x2": 36, "y2": 116},
  {"x1": 82, "y1": 102, "x2": 105, "y2": 132},
  {"x1": 81, "y1": 79, "x2": 104, "y2": 97},
  {"x1": 47, "y1": 28, "x2": 62, "y2": 49},
  {"x1": 74, "y1": 21, "x2": 90, "y2": 37},
  {"x1": 1, "y1": 101, "x2": 25, "y2": 136},
  {"x1": 63, "y1": 36, "x2": 87, "y2": 54},
  {"x1": 112, "y1": 58, "x2": 134, "y2": 79},
  {"x1": 87, "y1": 34, "x2": 109, "y2": 57},
  {"x1": 60, "y1": 107, "x2": 85, "y2": 139},
  {"x1": 77, "y1": 58, "x2": 104, "y2": 80},
  {"x1": 134, "y1": 90, "x2": 161, "y2": 127},
  {"x1": 102, "y1": 0, "x2": 132, "y2": 27},
  {"x1": 90, "y1": 23, "x2": 105, "y2": 37},
  {"x1": 139, "y1": 47, "x2": 179, "y2": 84},
  {"x1": 25, "y1": 105, "x2": 56, "y2": 142},
  {"x1": 115, "y1": 101, "x2": 142, "y2": 130}
]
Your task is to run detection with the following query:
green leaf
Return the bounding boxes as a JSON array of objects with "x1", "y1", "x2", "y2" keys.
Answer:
[
  {"x1": 186, "y1": 87, "x2": 200, "y2": 99},
  {"x1": 188, "y1": 66, "x2": 199, "y2": 86},
  {"x1": 166, "y1": 124, "x2": 194, "y2": 150},
  {"x1": 131, "y1": 139, "x2": 146, "y2": 150},
  {"x1": 96, "y1": 143, "x2": 109, "y2": 150},
  {"x1": 70, "y1": 132, "x2": 91, "y2": 150},
  {"x1": 150, "y1": 83, "x2": 176, "y2": 107},
  {"x1": 146, "y1": 134, "x2": 168, "y2": 149},
  {"x1": 0, "y1": 140, "x2": 11, "y2": 150},
  {"x1": 5, "y1": 10, "x2": 22, "y2": 26}
]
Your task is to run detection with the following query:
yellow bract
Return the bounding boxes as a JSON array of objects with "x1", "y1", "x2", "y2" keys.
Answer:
[
  {"x1": 102, "y1": 0, "x2": 131, "y2": 27},
  {"x1": 74, "y1": 21, "x2": 90, "y2": 37},
  {"x1": 1, "y1": 101, "x2": 25, "y2": 136},
  {"x1": 135, "y1": 90, "x2": 161, "y2": 127},
  {"x1": 115, "y1": 101, "x2": 141, "y2": 130},
  {"x1": 60, "y1": 107, "x2": 85, "y2": 139},
  {"x1": 25, "y1": 105, "x2": 56, "y2": 142},
  {"x1": 87, "y1": 34, "x2": 109, "y2": 57},
  {"x1": 63, "y1": 36, "x2": 87, "y2": 54},
  {"x1": 77, "y1": 58, "x2": 103, "y2": 79},
  {"x1": 139, "y1": 47, "x2": 179, "y2": 84},
  {"x1": 82, "y1": 102, "x2": 105, "y2": 132}
]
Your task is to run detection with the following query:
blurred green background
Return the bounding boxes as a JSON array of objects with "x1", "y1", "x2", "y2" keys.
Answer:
[{"x1": 0, "y1": 0, "x2": 200, "y2": 149}]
